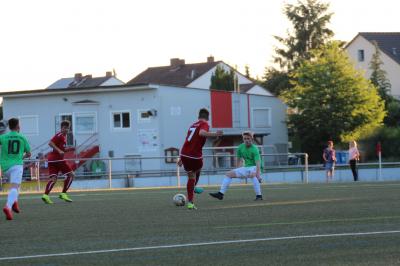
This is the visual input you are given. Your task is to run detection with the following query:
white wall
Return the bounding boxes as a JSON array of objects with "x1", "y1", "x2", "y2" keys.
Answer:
[
  {"x1": 346, "y1": 36, "x2": 400, "y2": 98},
  {"x1": 2, "y1": 84, "x2": 287, "y2": 173}
]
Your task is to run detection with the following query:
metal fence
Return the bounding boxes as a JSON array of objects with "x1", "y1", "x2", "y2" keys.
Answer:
[{"x1": 0, "y1": 152, "x2": 309, "y2": 191}]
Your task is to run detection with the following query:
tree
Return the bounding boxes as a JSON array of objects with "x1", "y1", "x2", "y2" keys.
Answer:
[
  {"x1": 210, "y1": 65, "x2": 237, "y2": 91},
  {"x1": 369, "y1": 41, "x2": 400, "y2": 127},
  {"x1": 244, "y1": 65, "x2": 250, "y2": 78},
  {"x1": 369, "y1": 41, "x2": 392, "y2": 102},
  {"x1": 282, "y1": 42, "x2": 385, "y2": 162},
  {"x1": 274, "y1": 0, "x2": 334, "y2": 70},
  {"x1": 261, "y1": 67, "x2": 292, "y2": 95},
  {"x1": 262, "y1": 0, "x2": 334, "y2": 96}
]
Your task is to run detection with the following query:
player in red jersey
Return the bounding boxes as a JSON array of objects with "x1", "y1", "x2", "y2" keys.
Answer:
[
  {"x1": 178, "y1": 108, "x2": 223, "y2": 210},
  {"x1": 41, "y1": 120, "x2": 75, "y2": 204}
]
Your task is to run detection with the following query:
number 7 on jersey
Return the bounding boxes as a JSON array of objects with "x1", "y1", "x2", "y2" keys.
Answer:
[{"x1": 187, "y1": 127, "x2": 196, "y2": 142}]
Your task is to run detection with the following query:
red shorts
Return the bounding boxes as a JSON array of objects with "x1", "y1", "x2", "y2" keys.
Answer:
[
  {"x1": 180, "y1": 156, "x2": 203, "y2": 173},
  {"x1": 48, "y1": 160, "x2": 73, "y2": 176}
]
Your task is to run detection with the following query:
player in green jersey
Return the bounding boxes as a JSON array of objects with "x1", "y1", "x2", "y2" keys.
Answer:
[
  {"x1": 1, "y1": 118, "x2": 31, "y2": 220},
  {"x1": 210, "y1": 131, "x2": 263, "y2": 201}
]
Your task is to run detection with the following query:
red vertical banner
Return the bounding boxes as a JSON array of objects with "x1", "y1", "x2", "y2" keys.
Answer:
[
  {"x1": 376, "y1": 141, "x2": 382, "y2": 156},
  {"x1": 210, "y1": 90, "x2": 232, "y2": 128}
]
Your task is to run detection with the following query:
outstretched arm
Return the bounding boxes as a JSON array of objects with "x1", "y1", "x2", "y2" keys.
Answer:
[{"x1": 199, "y1": 129, "x2": 223, "y2": 138}]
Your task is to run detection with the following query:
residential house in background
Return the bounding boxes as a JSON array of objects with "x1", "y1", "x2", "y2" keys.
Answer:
[
  {"x1": 1, "y1": 58, "x2": 288, "y2": 176},
  {"x1": 47, "y1": 71, "x2": 124, "y2": 89},
  {"x1": 346, "y1": 32, "x2": 400, "y2": 99}
]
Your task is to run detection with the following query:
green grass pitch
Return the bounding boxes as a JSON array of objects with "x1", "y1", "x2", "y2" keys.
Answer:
[{"x1": 1, "y1": 182, "x2": 400, "y2": 265}]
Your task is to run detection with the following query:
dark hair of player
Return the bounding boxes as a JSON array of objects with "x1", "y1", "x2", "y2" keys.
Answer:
[
  {"x1": 61, "y1": 120, "x2": 71, "y2": 128},
  {"x1": 8, "y1": 118, "x2": 19, "y2": 130},
  {"x1": 198, "y1": 108, "x2": 209, "y2": 120}
]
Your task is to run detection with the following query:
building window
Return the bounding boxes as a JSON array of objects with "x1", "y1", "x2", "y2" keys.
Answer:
[
  {"x1": 75, "y1": 112, "x2": 97, "y2": 134},
  {"x1": 252, "y1": 108, "x2": 271, "y2": 128},
  {"x1": 112, "y1": 111, "x2": 130, "y2": 129},
  {"x1": 165, "y1": 147, "x2": 179, "y2": 163},
  {"x1": 358, "y1": 49, "x2": 365, "y2": 62},
  {"x1": 18, "y1": 115, "x2": 39, "y2": 136},
  {"x1": 137, "y1": 109, "x2": 155, "y2": 123},
  {"x1": 55, "y1": 114, "x2": 73, "y2": 146}
]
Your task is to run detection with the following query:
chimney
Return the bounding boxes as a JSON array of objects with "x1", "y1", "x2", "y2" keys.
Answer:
[
  {"x1": 106, "y1": 71, "x2": 113, "y2": 77},
  {"x1": 74, "y1": 73, "x2": 82, "y2": 81},
  {"x1": 207, "y1": 56, "x2": 214, "y2": 63},
  {"x1": 170, "y1": 58, "x2": 185, "y2": 67}
]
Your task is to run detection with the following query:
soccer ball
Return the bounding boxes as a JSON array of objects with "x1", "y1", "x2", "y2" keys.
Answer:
[{"x1": 173, "y1": 193, "x2": 186, "y2": 206}]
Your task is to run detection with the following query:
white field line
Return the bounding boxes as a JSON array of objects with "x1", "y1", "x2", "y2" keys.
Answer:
[
  {"x1": 7, "y1": 182, "x2": 400, "y2": 200},
  {"x1": 1, "y1": 230, "x2": 399, "y2": 261}
]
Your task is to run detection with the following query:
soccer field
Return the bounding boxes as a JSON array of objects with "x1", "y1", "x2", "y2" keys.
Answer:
[{"x1": 1, "y1": 182, "x2": 400, "y2": 265}]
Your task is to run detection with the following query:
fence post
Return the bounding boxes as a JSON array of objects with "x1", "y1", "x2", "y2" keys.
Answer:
[
  {"x1": 36, "y1": 161, "x2": 40, "y2": 192},
  {"x1": 108, "y1": 158, "x2": 112, "y2": 189},
  {"x1": 176, "y1": 165, "x2": 180, "y2": 188},
  {"x1": 304, "y1": 153, "x2": 309, "y2": 184}
]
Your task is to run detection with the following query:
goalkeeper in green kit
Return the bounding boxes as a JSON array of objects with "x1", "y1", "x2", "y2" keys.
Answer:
[
  {"x1": 210, "y1": 131, "x2": 263, "y2": 201},
  {"x1": 1, "y1": 118, "x2": 31, "y2": 220}
]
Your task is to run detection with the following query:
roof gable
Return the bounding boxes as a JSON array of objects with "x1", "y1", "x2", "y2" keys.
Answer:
[
  {"x1": 47, "y1": 73, "x2": 124, "y2": 89},
  {"x1": 359, "y1": 32, "x2": 400, "y2": 65},
  {"x1": 127, "y1": 61, "x2": 220, "y2": 86}
]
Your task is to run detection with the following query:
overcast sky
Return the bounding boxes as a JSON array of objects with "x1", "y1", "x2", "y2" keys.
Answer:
[{"x1": 1, "y1": 0, "x2": 399, "y2": 92}]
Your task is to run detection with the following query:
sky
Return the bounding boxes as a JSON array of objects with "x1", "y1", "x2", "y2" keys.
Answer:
[{"x1": 1, "y1": 0, "x2": 399, "y2": 92}]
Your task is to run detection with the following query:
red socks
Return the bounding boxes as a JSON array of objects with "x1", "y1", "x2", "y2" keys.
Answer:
[
  {"x1": 62, "y1": 175, "x2": 73, "y2": 193},
  {"x1": 45, "y1": 179, "x2": 56, "y2": 195},
  {"x1": 187, "y1": 178, "x2": 195, "y2": 202}
]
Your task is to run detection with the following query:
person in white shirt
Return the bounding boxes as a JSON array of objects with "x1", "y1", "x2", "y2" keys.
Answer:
[{"x1": 348, "y1": 140, "x2": 360, "y2": 181}]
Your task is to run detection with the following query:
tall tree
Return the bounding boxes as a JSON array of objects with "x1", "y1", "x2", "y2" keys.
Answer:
[
  {"x1": 274, "y1": 0, "x2": 334, "y2": 70},
  {"x1": 369, "y1": 41, "x2": 400, "y2": 127},
  {"x1": 262, "y1": 0, "x2": 334, "y2": 96},
  {"x1": 369, "y1": 41, "x2": 392, "y2": 102},
  {"x1": 282, "y1": 42, "x2": 385, "y2": 161}
]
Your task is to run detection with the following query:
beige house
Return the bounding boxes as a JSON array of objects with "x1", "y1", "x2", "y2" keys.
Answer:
[{"x1": 346, "y1": 32, "x2": 400, "y2": 99}]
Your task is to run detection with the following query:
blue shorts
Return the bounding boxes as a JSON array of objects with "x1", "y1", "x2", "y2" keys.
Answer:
[{"x1": 325, "y1": 162, "x2": 335, "y2": 171}]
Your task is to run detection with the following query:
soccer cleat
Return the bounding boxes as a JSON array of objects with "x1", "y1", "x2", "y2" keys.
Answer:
[
  {"x1": 255, "y1": 195, "x2": 263, "y2": 201},
  {"x1": 3, "y1": 207, "x2": 13, "y2": 220},
  {"x1": 41, "y1": 194, "x2": 54, "y2": 204},
  {"x1": 194, "y1": 187, "x2": 204, "y2": 194},
  {"x1": 59, "y1": 193, "x2": 73, "y2": 202},
  {"x1": 187, "y1": 202, "x2": 197, "y2": 210},
  {"x1": 209, "y1": 192, "x2": 224, "y2": 200},
  {"x1": 12, "y1": 202, "x2": 20, "y2": 213}
]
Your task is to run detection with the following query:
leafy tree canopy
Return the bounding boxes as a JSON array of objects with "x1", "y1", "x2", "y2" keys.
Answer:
[
  {"x1": 274, "y1": 0, "x2": 334, "y2": 70},
  {"x1": 210, "y1": 65, "x2": 237, "y2": 91},
  {"x1": 282, "y1": 42, "x2": 385, "y2": 161}
]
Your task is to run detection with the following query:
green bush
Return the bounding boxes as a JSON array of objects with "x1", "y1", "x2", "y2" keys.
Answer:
[{"x1": 359, "y1": 127, "x2": 400, "y2": 161}]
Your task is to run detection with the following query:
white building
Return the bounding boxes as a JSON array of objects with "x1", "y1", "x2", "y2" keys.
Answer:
[
  {"x1": 1, "y1": 58, "x2": 288, "y2": 174},
  {"x1": 346, "y1": 32, "x2": 400, "y2": 99}
]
